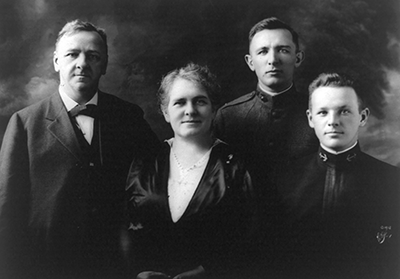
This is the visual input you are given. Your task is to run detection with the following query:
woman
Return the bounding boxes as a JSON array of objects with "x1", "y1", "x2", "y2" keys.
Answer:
[{"x1": 125, "y1": 63, "x2": 254, "y2": 279}]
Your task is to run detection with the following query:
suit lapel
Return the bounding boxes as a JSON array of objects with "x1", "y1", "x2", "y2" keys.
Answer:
[{"x1": 45, "y1": 93, "x2": 82, "y2": 161}]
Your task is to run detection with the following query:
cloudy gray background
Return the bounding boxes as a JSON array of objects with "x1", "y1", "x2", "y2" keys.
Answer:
[{"x1": 0, "y1": 0, "x2": 399, "y2": 166}]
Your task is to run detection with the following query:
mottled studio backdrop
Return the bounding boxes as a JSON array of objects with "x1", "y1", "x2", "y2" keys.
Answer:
[{"x1": 0, "y1": 0, "x2": 399, "y2": 166}]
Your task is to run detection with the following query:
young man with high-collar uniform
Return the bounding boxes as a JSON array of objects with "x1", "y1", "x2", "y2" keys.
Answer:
[{"x1": 276, "y1": 73, "x2": 400, "y2": 279}]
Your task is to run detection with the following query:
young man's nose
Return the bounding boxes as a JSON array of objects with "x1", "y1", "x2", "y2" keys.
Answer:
[
  {"x1": 327, "y1": 113, "x2": 339, "y2": 126},
  {"x1": 267, "y1": 50, "x2": 279, "y2": 65}
]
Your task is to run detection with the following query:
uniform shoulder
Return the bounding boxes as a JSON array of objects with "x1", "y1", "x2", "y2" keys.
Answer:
[
  {"x1": 212, "y1": 140, "x2": 248, "y2": 164},
  {"x1": 361, "y1": 152, "x2": 400, "y2": 173},
  {"x1": 219, "y1": 91, "x2": 256, "y2": 110}
]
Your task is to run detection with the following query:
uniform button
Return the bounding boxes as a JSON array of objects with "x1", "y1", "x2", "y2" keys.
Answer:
[
  {"x1": 268, "y1": 142, "x2": 274, "y2": 147},
  {"x1": 272, "y1": 111, "x2": 281, "y2": 118}
]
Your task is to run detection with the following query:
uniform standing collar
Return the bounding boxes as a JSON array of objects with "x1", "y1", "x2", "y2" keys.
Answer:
[
  {"x1": 258, "y1": 83, "x2": 293, "y2": 96},
  {"x1": 318, "y1": 143, "x2": 360, "y2": 168},
  {"x1": 255, "y1": 84, "x2": 298, "y2": 107}
]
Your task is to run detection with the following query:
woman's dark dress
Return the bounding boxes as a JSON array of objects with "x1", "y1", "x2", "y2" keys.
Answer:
[{"x1": 125, "y1": 141, "x2": 254, "y2": 278}]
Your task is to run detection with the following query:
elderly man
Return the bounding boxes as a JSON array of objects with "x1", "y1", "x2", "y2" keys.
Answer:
[{"x1": 0, "y1": 20, "x2": 159, "y2": 279}]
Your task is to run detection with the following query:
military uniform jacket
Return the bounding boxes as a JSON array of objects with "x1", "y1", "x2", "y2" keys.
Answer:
[
  {"x1": 276, "y1": 144, "x2": 400, "y2": 279},
  {"x1": 215, "y1": 85, "x2": 318, "y2": 191}
]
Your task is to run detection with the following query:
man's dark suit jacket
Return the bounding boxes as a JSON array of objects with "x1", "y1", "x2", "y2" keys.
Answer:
[{"x1": 0, "y1": 91, "x2": 159, "y2": 279}]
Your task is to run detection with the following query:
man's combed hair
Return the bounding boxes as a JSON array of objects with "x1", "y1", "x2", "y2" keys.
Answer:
[
  {"x1": 55, "y1": 19, "x2": 108, "y2": 55},
  {"x1": 308, "y1": 72, "x2": 365, "y2": 110},
  {"x1": 157, "y1": 63, "x2": 221, "y2": 113},
  {"x1": 248, "y1": 17, "x2": 300, "y2": 51}
]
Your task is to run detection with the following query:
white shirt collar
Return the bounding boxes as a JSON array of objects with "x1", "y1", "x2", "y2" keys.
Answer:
[
  {"x1": 59, "y1": 90, "x2": 98, "y2": 112},
  {"x1": 258, "y1": 83, "x2": 293, "y2": 96}
]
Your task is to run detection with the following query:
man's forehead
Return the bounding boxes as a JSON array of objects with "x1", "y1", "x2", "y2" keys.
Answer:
[
  {"x1": 250, "y1": 29, "x2": 294, "y2": 47},
  {"x1": 312, "y1": 87, "x2": 359, "y2": 105},
  {"x1": 56, "y1": 31, "x2": 105, "y2": 51}
]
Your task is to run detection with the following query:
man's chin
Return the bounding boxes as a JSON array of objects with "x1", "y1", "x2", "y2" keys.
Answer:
[{"x1": 73, "y1": 83, "x2": 96, "y2": 92}]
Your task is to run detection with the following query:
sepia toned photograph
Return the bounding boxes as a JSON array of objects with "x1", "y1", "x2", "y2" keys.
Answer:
[{"x1": 0, "y1": 0, "x2": 399, "y2": 278}]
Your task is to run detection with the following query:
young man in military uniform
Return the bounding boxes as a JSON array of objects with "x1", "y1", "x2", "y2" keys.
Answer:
[
  {"x1": 214, "y1": 19, "x2": 318, "y2": 273},
  {"x1": 277, "y1": 73, "x2": 400, "y2": 278}
]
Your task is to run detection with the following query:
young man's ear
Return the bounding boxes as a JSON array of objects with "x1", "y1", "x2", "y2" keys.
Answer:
[
  {"x1": 245, "y1": 54, "x2": 255, "y2": 71},
  {"x1": 295, "y1": 51, "x2": 305, "y2": 67},
  {"x1": 306, "y1": 109, "x2": 314, "y2": 128},
  {"x1": 360, "y1": 108, "x2": 370, "y2": 127}
]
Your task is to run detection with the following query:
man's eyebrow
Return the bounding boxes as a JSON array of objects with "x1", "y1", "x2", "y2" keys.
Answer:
[
  {"x1": 255, "y1": 44, "x2": 293, "y2": 51},
  {"x1": 64, "y1": 48, "x2": 79, "y2": 52},
  {"x1": 255, "y1": 46, "x2": 269, "y2": 52},
  {"x1": 276, "y1": 44, "x2": 293, "y2": 49},
  {"x1": 316, "y1": 105, "x2": 351, "y2": 110}
]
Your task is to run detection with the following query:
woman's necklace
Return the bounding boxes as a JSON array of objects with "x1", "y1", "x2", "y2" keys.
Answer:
[{"x1": 171, "y1": 148, "x2": 211, "y2": 180}]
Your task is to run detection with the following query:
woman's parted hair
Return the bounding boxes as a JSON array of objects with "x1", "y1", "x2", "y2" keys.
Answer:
[{"x1": 157, "y1": 63, "x2": 220, "y2": 113}]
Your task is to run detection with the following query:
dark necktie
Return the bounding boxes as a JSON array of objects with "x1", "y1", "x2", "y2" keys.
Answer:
[{"x1": 69, "y1": 104, "x2": 98, "y2": 118}]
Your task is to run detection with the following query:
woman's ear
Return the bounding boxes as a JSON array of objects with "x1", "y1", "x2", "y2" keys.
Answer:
[{"x1": 162, "y1": 109, "x2": 170, "y2": 123}]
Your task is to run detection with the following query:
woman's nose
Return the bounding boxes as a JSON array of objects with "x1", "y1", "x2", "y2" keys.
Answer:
[{"x1": 185, "y1": 103, "x2": 196, "y2": 115}]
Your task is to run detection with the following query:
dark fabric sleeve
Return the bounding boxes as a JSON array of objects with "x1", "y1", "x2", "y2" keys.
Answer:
[
  {"x1": 202, "y1": 151, "x2": 257, "y2": 278},
  {"x1": 128, "y1": 104, "x2": 161, "y2": 160},
  {"x1": 214, "y1": 107, "x2": 226, "y2": 141},
  {"x1": 123, "y1": 148, "x2": 165, "y2": 275},
  {"x1": 0, "y1": 113, "x2": 31, "y2": 279}
]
